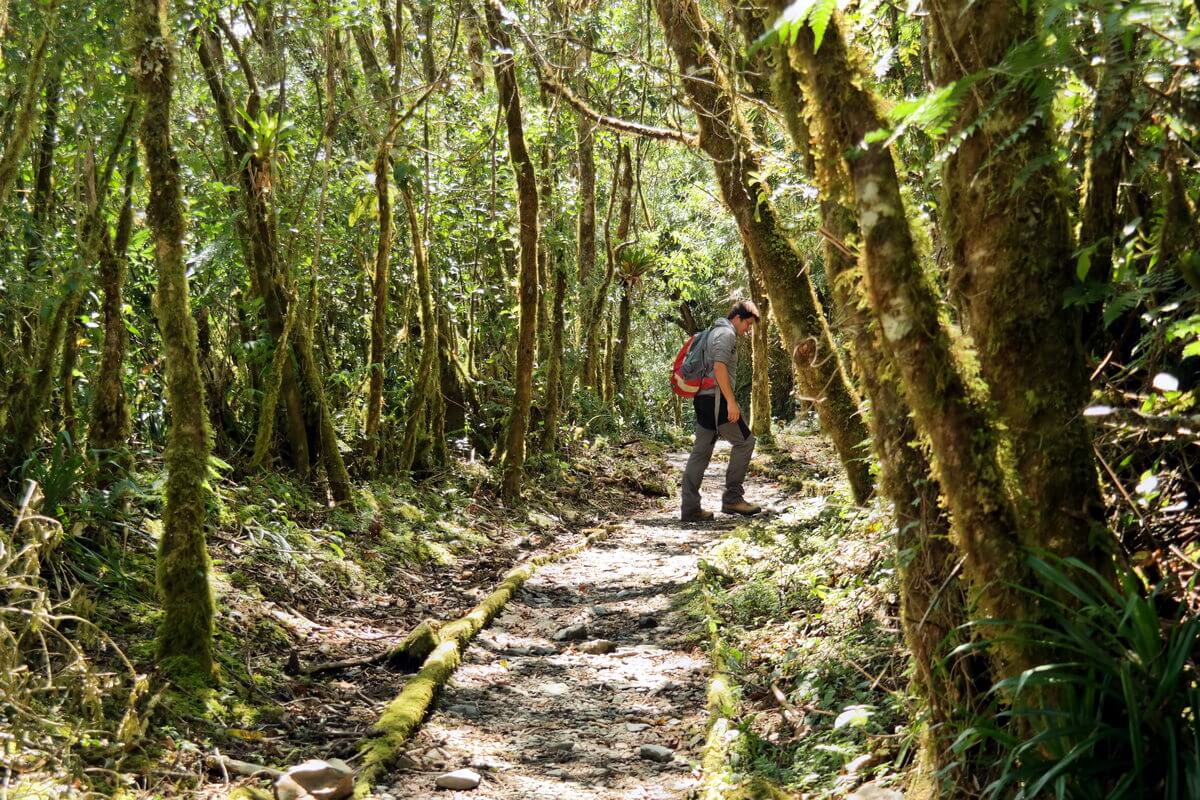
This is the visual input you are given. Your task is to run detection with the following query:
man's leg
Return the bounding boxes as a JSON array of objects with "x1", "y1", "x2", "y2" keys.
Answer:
[
  {"x1": 721, "y1": 418, "x2": 757, "y2": 509},
  {"x1": 681, "y1": 425, "x2": 718, "y2": 518}
]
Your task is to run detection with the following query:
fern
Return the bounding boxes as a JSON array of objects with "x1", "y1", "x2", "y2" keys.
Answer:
[{"x1": 748, "y1": 0, "x2": 838, "y2": 55}]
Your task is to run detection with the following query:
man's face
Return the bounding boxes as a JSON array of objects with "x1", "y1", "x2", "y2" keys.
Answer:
[{"x1": 733, "y1": 316, "x2": 756, "y2": 336}]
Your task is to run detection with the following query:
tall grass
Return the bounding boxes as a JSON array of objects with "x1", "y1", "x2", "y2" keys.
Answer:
[{"x1": 958, "y1": 554, "x2": 1199, "y2": 800}]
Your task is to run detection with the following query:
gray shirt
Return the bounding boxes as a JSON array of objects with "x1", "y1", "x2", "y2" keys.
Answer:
[{"x1": 696, "y1": 317, "x2": 737, "y2": 397}]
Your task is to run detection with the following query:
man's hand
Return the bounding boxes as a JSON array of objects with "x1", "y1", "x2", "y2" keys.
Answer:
[{"x1": 714, "y1": 362, "x2": 740, "y2": 424}]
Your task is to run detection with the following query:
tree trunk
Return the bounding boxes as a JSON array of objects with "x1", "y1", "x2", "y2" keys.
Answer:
[
  {"x1": 89, "y1": 153, "x2": 136, "y2": 485},
  {"x1": 652, "y1": 0, "x2": 874, "y2": 504},
  {"x1": 584, "y1": 143, "x2": 632, "y2": 391},
  {"x1": 398, "y1": 184, "x2": 438, "y2": 473},
  {"x1": 612, "y1": 281, "x2": 633, "y2": 408},
  {"x1": 927, "y1": 0, "x2": 1108, "y2": 567},
  {"x1": 0, "y1": 6, "x2": 56, "y2": 210},
  {"x1": 777, "y1": 47, "x2": 983, "y2": 774},
  {"x1": 542, "y1": 244, "x2": 567, "y2": 453},
  {"x1": 1078, "y1": 35, "x2": 1137, "y2": 340},
  {"x1": 195, "y1": 27, "x2": 311, "y2": 476},
  {"x1": 132, "y1": 0, "x2": 215, "y2": 678},
  {"x1": 746, "y1": 249, "x2": 771, "y2": 438},
  {"x1": 574, "y1": 47, "x2": 597, "y2": 372},
  {"x1": 484, "y1": 0, "x2": 540, "y2": 501},
  {"x1": 785, "y1": 11, "x2": 1044, "y2": 689},
  {"x1": 196, "y1": 27, "x2": 351, "y2": 502},
  {"x1": 364, "y1": 129, "x2": 395, "y2": 468}
]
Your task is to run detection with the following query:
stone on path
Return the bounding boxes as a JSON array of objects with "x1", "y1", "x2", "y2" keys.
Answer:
[
  {"x1": 446, "y1": 703, "x2": 481, "y2": 719},
  {"x1": 578, "y1": 638, "x2": 616, "y2": 654},
  {"x1": 553, "y1": 622, "x2": 589, "y2": 641},
  {"x1": 848, "y1": 783, "x2": 903, "y2": 800},
  {"x1": 638, "y1": 744, "x2": 674, "y2": 763},
  {"x1": 435, "y1": 769, "x2": 482, "y2": 790},
  {"x1": 637, "y1": 614, "x2": 658, "y2": 629},
  {"x1": 273, "y1": 758, "x2": 353, "y2": 800}
]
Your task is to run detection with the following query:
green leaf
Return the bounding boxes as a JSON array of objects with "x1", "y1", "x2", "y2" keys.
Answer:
[
  {"x1": 748, "y1": 0, "x2": 819, "y2": 57},
  {"x1": 808, "y1": 0, "x2": 837, "y2": 52},
  {"x1": 834, "y1": 704, "x2": 873, "y2": 729}
]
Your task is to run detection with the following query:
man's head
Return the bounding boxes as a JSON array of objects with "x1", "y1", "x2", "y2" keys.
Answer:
[{"x1": 727, "y1": 299, "x2": 761, "y2": 336}]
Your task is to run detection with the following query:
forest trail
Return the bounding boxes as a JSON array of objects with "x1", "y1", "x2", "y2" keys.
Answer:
[{"x1": 368, "y1": 449, "x2": 786, "y2": 799}]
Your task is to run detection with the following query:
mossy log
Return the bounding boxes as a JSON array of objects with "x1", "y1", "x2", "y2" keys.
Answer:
[
  {"x1": 697, "y1": 580, "x2": 740, "y2": 800},
  {"x1": 383, "y1": 619, "x2": 441, "y2": 671},
  {"x1": 303, "y1": 619, "x2": 443, "y2": 676},
  {"x1": 354, "y1": 526, "x2": 612, "y2": 796}
]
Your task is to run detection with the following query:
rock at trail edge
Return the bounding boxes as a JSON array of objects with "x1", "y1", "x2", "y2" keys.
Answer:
[
  {"x1": 638, "y1": 744, "x2": 674, "y2": 763},
  {"x1": 578, "y1": 639, "x2": 616, "y2": 654},
  {"x1": 273, "y1": 758, "x2": 353, "y2": 800},
  {"x1": 435, "y1": 769, "x2": 482, "y2": 790}
]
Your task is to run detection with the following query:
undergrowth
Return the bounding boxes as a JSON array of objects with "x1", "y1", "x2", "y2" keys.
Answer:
[
  {"x1": 691, "y1": 430, "x2": 910, "y2": 798},
  {"x1": 696, "y1": 426, "x2": 1200, "y2": 800}
]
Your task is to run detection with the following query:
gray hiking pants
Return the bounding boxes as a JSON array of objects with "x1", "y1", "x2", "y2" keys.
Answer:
[{"x1": 681, "y1": 393, "x2": 755, "y2": 517}]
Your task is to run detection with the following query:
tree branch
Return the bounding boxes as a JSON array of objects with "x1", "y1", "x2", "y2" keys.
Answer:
[{"x1": 495, "y1": 3, "x2": 699, "y2": 148}]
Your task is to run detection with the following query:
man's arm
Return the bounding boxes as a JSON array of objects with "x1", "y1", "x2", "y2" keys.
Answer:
[{"x1": 714, "y1": 362, "x2": 740, "y2": 423}]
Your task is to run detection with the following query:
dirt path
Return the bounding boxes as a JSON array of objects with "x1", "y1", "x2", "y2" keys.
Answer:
[{"x1": 368, "y1": 450, "x2": 785, "y2": 799}]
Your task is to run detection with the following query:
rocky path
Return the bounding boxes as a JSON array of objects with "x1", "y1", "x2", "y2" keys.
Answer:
[{"x1": 369, "y1": 450, "x2": 783, "y2": 799}]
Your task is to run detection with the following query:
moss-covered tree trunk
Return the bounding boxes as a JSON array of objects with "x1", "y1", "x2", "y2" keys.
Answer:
[
  {"x1": 573, "y1": 47, "x2": 597, "y2": 392},
  {"x1": 364, "y1": 129, "x2": 395, "y2": 468},
  {"x1": 195, "y1": 28, "x2": 311, "y2": 476},
  {"x1": 485, "y1": 0, "x2": 540, "y2": 501},
  {"x1": 583, "y1": 144, "x2": 632, "y2": 391},
  {"x1": 612, "y1": 281, "x2": 633, "y2": 408},
  {"x1": 746, "y1": 251, "x2": 772, "y2": 438},
  {"x1": 784, "y1": 12, "x2": 1045, "y2": 689},
  {"x1": 928, "y1": 0, "x2": 1108, "y2": 567},
  {"x1": 652, "y1": 0, "x2": 873, "y2": 504},
  {"x1": 196, "y1": 27, "x2": 351, "y2": 503},
  {"x1": 89, "y1": 152, "x2": 137, "y2": 485},
  {"x1": 774, "y1": 50, "x2": 984, "y2": 777},
  {"x1": 0, "y1": 6, "x2": 55, "y2": 210},
  {"x1": 132, "y1": 0, "x2": 215, "y2": 678},
  {"x1": 398, "y1": 184, "x2": 438, "y2": 473},
  {"x1": 1078, "y1": 35, "x2": 1137, "y2": 339},
  {"x1": 542, "y1": 246, "x2": 567, "y2": 453}
]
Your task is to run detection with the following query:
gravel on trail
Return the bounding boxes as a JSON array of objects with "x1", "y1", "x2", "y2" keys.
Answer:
[{"x1": 370, "y1": 450, "x2": 782, "y2": 799}]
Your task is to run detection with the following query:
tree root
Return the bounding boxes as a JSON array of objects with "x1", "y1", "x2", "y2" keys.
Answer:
[{"x1": 353, "y1": 524, "x2": 614, "y2": 796}]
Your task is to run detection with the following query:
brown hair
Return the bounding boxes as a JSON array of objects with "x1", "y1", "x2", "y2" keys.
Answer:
[{"x1": 727, "y1": 299, "x2": 761, "y2": 321}]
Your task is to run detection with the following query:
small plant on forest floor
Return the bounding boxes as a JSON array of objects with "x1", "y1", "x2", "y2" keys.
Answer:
[
  {"x1": 1, "y1": 482, "x2": 152, "y2": 795},
  {"x1": 958, "y1": 554, "x2": 1200, "y2": 800}
]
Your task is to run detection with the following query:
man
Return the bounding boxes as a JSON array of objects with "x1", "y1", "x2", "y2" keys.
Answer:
[{"x1": 680, "y1": 300, "x2": 762, "y2": 522}]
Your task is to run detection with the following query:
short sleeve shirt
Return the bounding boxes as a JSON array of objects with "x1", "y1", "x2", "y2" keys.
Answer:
[{"x1": 696, "y1": 318, "x2": 737, "y2": 396}]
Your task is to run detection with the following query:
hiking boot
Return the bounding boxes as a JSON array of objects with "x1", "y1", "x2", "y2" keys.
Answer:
[
  {"x1": 680, "y1": 509, "x2": 714, "y2": 522},
  {"x1": 721, "y1": 500, "x2": 761, "y2": 516}
]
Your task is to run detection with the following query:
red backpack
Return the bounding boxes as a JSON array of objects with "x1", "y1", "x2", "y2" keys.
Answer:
[{"x1": 670, "y1": 332, "x2": 716, "y2": 397}]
